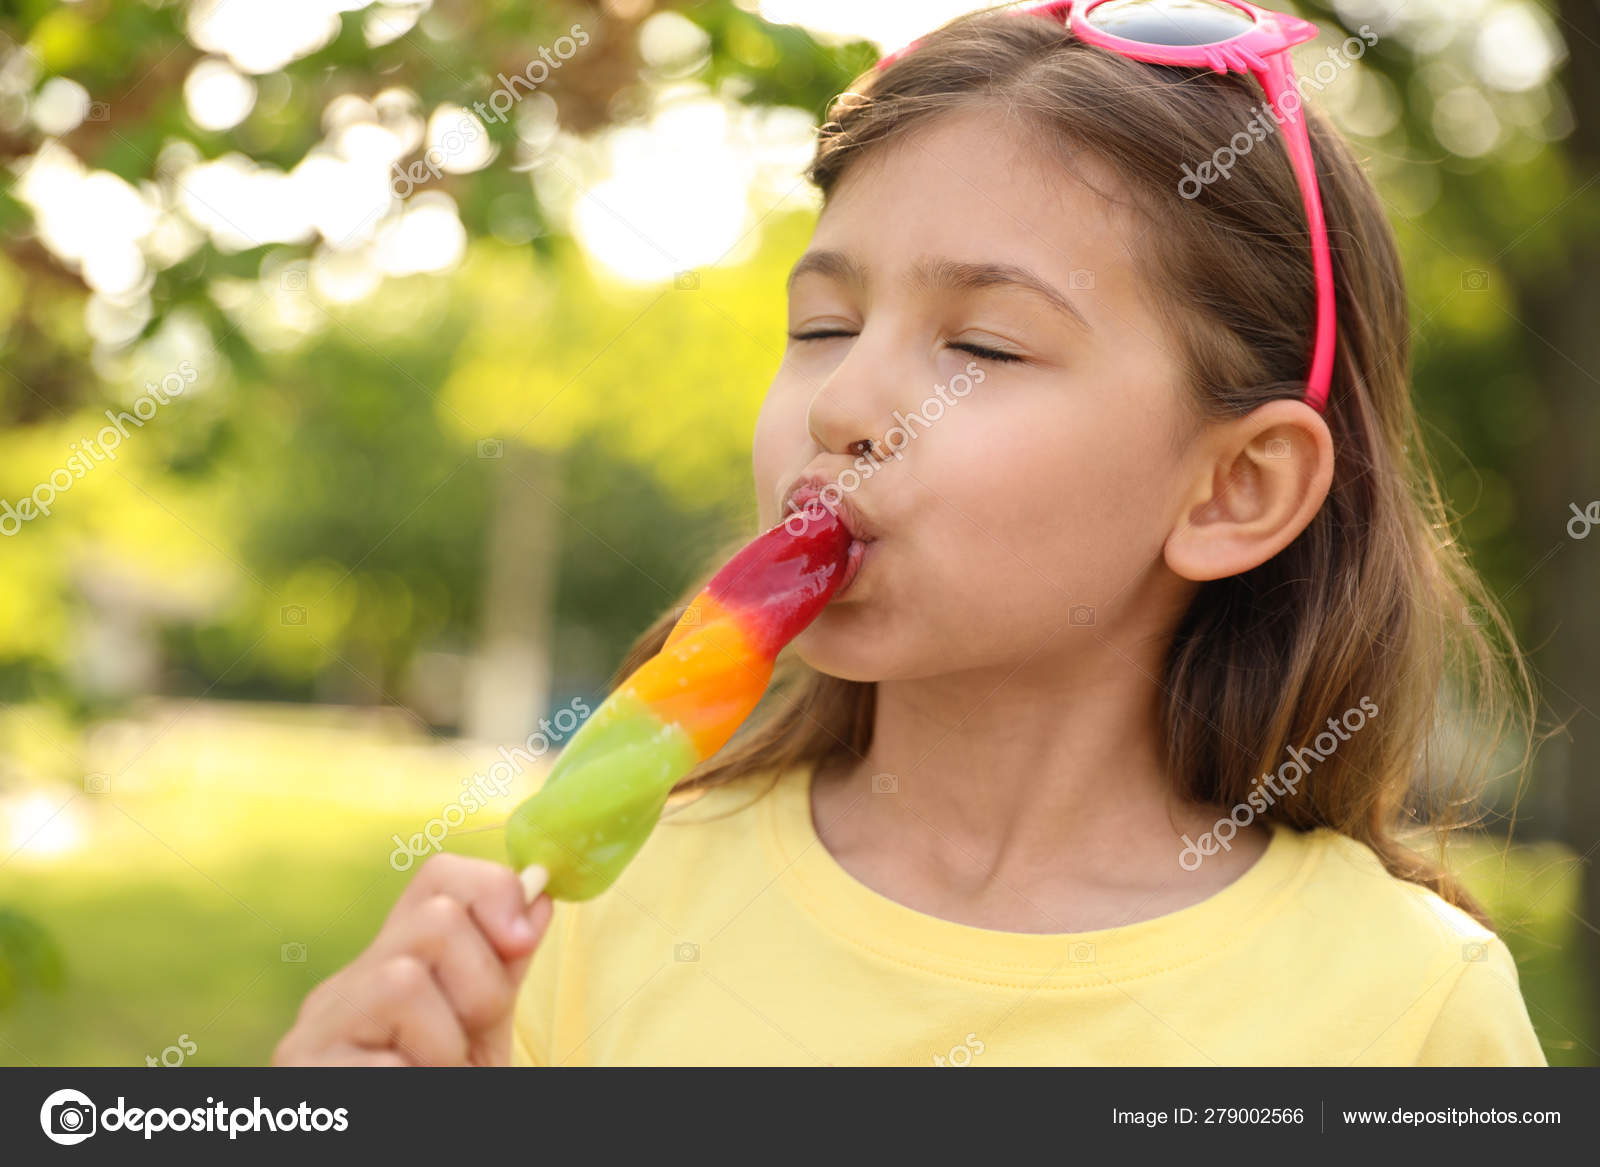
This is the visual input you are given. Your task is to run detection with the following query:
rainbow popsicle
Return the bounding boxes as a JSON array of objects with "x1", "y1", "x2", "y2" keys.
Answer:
[{"x1": 506, "y1": 503, "x2": 853, "y2": 900}]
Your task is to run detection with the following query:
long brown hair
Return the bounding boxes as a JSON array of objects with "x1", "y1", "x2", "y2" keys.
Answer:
[{"x1": 617, "y1": 6, "x2": 1535, "y2": 925}]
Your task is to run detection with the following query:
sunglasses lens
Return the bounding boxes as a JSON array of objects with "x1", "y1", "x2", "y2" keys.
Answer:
[{"x1": 1083, "y1": 0, "x2": 1256, "y2": 46}]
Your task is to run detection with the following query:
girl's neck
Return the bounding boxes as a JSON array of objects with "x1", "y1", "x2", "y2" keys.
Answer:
[{"x1": 810, "y1": 636, "x2": 1271, "y2": 933}]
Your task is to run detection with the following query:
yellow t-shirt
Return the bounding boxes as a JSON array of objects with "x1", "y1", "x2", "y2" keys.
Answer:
[{"x1": 510, "y1": 764, "x2": 1546, "y2": 1066}]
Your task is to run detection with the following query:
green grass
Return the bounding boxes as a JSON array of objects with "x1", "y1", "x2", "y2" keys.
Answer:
[
  {"x1": 0, "y1": 702, "x2": 524, "y2": 1067},
  {"x1": 2, "y1": 852, "x2": 499, "y2": 1066},
  {"x1": 1, "y1": 703, "x2": 1593, "y2": 1066}
]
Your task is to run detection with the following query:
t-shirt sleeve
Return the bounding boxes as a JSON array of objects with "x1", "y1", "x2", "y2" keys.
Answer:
[
  {"x1": 1415, "y1": 937, "x2": 1547, "y2": 1066},
  {"x1": 507, "y1": 900, "x2": 575, "y2": 1068}
]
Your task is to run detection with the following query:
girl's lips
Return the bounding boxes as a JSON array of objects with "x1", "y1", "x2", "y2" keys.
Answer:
[
  {"x1": 708, "y1": 499, "x2": 853, "y2": 653},
  {"x1": 835, "y1": 537, "x2": 868, "y2": 598},
  {"x1": 781, "y1": 480, "x2": 873, "y2": 601},
  {"x1": 781, "y1": 479, "x2": 873, "y2": 545}
]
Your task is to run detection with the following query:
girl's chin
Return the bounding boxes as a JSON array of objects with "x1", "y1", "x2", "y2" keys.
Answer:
[{"x1": 791, "y1": 613, "x2": 894, "y2": 684}]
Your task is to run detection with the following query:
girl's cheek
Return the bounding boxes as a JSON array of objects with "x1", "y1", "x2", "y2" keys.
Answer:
[{"x1": 750, "y1": 384, "x2": 804, "y2": 518}]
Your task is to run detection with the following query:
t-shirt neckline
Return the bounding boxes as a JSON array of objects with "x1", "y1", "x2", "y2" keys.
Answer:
[{"x1": 760, "y1": 761, "x2": 1319, "y2": 986}]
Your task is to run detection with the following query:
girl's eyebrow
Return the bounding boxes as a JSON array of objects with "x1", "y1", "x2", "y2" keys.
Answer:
[
  {"x1": 786, "y1": 249, "x2": 1090, "y2": 332},
  {"x1": 786, "y1": 248, "x2": 867, "y2": 294}
]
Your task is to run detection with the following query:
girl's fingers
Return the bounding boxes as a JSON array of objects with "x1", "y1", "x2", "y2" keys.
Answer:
[
  {"x1": 526, "y1": 893, "x2": 555, "y2": 974},
  {"x1": 295, "y1": 1044, "x2": 412, "y2": 1068},
  {"x1": 498, "y1": 895, "x2": 555, "y2": 1014},
  {"x1": 279, "y1": 956, "x2": 474, "y2": 1067},
  {"x1": 366, "y1": 954, "x2": 471, "y2": 1066},
  {"x1": 468, "y1": 896, "x2": 556, "y2": 1067},
  {"x1": 277, "y1": 971, "x2": 393, "y2": 1058},
  {"x1": 273, "y1": 857, "x2": 556, "y2": 1067},
  {"x1": 391, "y1": 853, "x2": 542, "y2": 961},
  {"x1": 387, "y1": 893, "x2": 521, "y2": 1034}
]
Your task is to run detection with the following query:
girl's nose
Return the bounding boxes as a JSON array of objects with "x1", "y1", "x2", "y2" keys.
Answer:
[
  {"x1": 806, "y1": 370, "x2": 886, "y2": 457},
  {"x1": 808, "y1": 418, "x2": 877, "y2": 462}
]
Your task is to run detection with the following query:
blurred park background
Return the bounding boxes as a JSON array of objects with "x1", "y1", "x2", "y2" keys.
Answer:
[{"x1": 0, "y1": 0, "x2": 1596, "y2": 1066}]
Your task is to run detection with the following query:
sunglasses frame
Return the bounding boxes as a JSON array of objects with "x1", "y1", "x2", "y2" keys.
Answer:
[{"x1": 875, "y1": 0, "x2": 1337, "y2": 413}]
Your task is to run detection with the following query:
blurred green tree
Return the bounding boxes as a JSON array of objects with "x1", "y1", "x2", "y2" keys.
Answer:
[{"x1": 0, "y1": 0, "x2": 874, "y2": 731}]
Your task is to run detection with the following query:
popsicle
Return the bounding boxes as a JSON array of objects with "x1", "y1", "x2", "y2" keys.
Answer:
[{"x1": 506, "y1": 501, "x2": 854, "y2": 900}]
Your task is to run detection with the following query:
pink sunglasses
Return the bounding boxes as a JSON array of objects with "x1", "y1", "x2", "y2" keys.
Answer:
[{"x1": 876, "y1": 0, "x2": 1336, "y2": 414}]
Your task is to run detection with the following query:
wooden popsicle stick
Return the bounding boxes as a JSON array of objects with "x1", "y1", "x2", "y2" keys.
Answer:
[{"x1": 518, "y1": 864, "x2": 549, "y2": 904}]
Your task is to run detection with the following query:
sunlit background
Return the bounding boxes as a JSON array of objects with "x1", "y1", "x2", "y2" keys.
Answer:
[{"x1": 1, "y1": 0, "x2": 1596, "y2": 1065}]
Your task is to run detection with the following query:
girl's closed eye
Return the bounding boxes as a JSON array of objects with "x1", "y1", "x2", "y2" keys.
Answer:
[
  {"x1": 786, "y1": 327, "x2": 857, "y2": 343},
  {"x1": 786, "y1": 328, "x2": 1026, "y2": 364},
  {"x1": 947, "y1": 339, "x2": 1024, "y2": 364}
]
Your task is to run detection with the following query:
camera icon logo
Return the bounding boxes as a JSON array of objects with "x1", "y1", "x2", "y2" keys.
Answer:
[
  {"x1": 1069, "y1": 604, "x2": 1096, "y2": 626},
  {"x1": 1461, "y1": 269, "x2": 1489, "y2": 291},
  {"x1": 281, "y1": 941, "x2": 308, "y2": 962},
  {"x1": 280, "y1": 269, "x2": 308, "y2": 293},
  {"x1": 870, "y1": 772, "x2": 898, "y2": 794},
  {"x1": 1265, "y1": 437, "x2": 1291, "y2": 458},
  {"x1": 477, "y1": 438, "x2": 504, "y2": 459},
  {"x1": 1462, "y1": 942, "x2": 1488, "y2": 962},
  {"x1": 674, "y1": 942, "x2": 699, "y2": 962},
  {"x1": 84, "y1": 772, "x2": 111, "y2": 794},
  {"x1": 1069, "y1": 941, "x2": 1096, "y2": 964},
  {"x1": 673, "y1": 270, "x2": 700, "y2": 291},
  {"x1": 86, "y1": 101, "x2": 110, "y2": 122},
  {"x1": 281, "y1": 605, "x2": 307, "y2": 626},
  {"x1": 1069, "y1": 268, "x2": 1095, "y2": 290},
  {"x1": 40, "y1": 1088, "x2": 97, "y2": 1145}
]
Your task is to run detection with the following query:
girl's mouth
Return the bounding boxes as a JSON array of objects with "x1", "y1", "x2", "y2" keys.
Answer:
[
  {"x1": 836, "y1": 536, "x2": 869, "y2": 598},
  {"x1": 781, "y1": 480, "x2": 873, "y2": 599}
]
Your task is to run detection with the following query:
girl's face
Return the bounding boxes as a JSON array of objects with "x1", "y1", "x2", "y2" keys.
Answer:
[{"x1": 753, "y1": 109, "x2": 1201, "y2": 682}]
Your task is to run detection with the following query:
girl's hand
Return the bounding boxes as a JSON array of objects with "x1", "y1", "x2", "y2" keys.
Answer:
[{"x1": 273, "y1": 854, "x2": 553, "y2": 1066}]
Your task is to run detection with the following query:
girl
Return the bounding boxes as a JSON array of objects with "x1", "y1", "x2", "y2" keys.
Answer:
[{"x1": 276, "y1": 1, "x2": 1545, "y2": 1066}]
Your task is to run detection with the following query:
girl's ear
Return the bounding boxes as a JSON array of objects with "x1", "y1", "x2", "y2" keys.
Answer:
[{"x1": 1164, "y1": 398, "x2": 1335, "y2": 583}]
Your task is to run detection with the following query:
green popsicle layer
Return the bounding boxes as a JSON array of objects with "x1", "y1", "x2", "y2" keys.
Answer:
[{"x1": 506, "y1": 692, "x2": 699, "y2": 901}]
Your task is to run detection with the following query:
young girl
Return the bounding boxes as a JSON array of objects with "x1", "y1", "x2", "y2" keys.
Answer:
[{"x1": 276, "y1": 2, "x2": 1545, "y2": 1066}]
